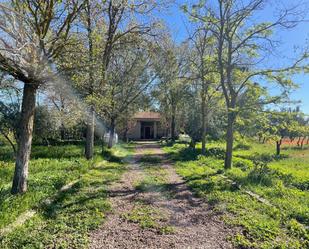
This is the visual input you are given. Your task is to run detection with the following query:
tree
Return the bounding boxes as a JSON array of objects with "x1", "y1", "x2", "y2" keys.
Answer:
[
  {"x1": 188, "y1": 24, "x2": 220, "y2": 154},
  {"x1": 59, "y1": 0, "x2": 161, "y2": 150},
  {"x1": 153, "y1": 40, "x2": 190, "y2": 142},
  {"x1": 185, "y1": 0, "x2": 306, "y2": 168},
  {"x1": 94, "y1": 37, "x2": 159, "y2": 148},
  {"x1": 0, "y1": 1, "x2": 84, "y2": 194}
]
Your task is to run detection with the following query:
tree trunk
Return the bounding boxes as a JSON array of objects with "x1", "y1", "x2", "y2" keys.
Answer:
[
  {"x1": 85, "y1": 0, "x2": 95, "y2": 159},
  {"x1": 301, "y1": 137, "x2": 306, "y2": 149},
  {"x1": 258, "y1": 135, "x2": 262, "y2": 143},
  {"x1": 224, "y1": 112, "x2": 235, "y2": 169},
  {"x1": 11, "y1": 83, "x2": 37, "y2": 194},
  {"x1": 123, "y1": 127, "x2": 129, "y2": 143},
  {"x1": 60, "y1": 124, "x2": 65, "y2": 140},
  {"x1": 85, "y1": 108, "x2": 95, "y2": 159},
  {"x1": 189, "y1": 139, "x2": 196, "y2": 149},
  {"x1": 201, "y1": 94, "x2": 206, "y2": 155},
  {"x1": 276, "y1": 139, "x2": 282, "y2": 156},
  {"x1": 297, "y1": 137, "x2": 301, "y2": 147},
  {"x1": 171, "y1": 105, "x2": 176, "y2": 142},
  {"x1": 108, "y1": 118, "x2": 115, "y2": 149}
]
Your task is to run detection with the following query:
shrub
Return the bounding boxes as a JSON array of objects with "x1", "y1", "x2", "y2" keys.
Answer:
[
  {"x1": 293, "y1": 180, "x2": 309, "y2": 191},
  {"x1": 287, "y1": 219, "x2": 309, "y2": 241},
  {"x1": 250, "y1": 153, "x2": 275, "y2": 163},
  {"x1": 205, "y1": 147, "x2": 226, "y2": 159},
  {"x1": 247, "y1": 160, "x2": 275, "y2": 186},
  {"x1": 234, "y1": 141, "x2": 251, "y2": 150},
  {"x1": 233, "y1": 157, "x2": 254, "y2": 171}
]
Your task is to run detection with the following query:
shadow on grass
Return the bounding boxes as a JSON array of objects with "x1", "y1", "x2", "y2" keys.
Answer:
[
  {"x1": 39, "y1": 167, "x2": 122, "y2": 220},
  {"x1": 101, "y1": 149, "x2": 124, "y2": 163},
  {"x1": 282, "y1": 145, "x2": 309, "y2": 151}
]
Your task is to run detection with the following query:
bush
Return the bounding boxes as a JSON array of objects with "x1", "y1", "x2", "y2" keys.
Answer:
[
  {"x1": 233, "y1": 157, "x2": 254, "y2": 171},
  {"x1": 247, "y1": 160, "x2": 276, "y2": 186},
  {"x1": 287, "y1": 219, "x2": 309, "y2": 241},
  {"x1": 293, "y1": 180, "x2": 309, "y2": 191},
  {"x1": 205, "y1": 147, "x2": 226, "y2": 159},
  {"x1": 247, "y1": 153, "x2": 289, "y2": 163},
  {"x1": 234, "y1": 141, "x2": 251, "y2": 150}
]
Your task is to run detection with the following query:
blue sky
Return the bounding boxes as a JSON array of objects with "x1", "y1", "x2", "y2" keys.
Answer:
[{"x1": 159, "y1": 0, "x2": 309, "y2": 114}]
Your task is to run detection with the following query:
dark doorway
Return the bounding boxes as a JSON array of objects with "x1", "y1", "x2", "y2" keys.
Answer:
[
  {"x1": 141, "y1": 122, "x2": 154, "y2": 139},
  {"x1": 145, "y1": 127, "x2": 151, "y2": 139}
]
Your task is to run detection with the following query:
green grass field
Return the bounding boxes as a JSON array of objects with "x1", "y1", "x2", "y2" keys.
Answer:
[
  {"x1": 163, "y1": 141, "x2": 309, "y2": 249},
  {"x1": 0, "y1": 143, "x2": 133, "y2": 249}
]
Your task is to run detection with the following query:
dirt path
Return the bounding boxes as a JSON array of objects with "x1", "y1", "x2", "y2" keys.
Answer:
[{"x1": 90, "y1": 142, "x2": 233, "y2": 249}]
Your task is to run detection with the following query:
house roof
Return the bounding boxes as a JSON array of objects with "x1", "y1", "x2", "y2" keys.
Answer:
[{"x1": 133, "y1": 112, "x2": 161, "y2": 120}]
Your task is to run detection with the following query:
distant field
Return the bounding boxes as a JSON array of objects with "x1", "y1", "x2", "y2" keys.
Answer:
[{"x1": 163, "y1": 140, "x2": 309, "y2": 249}]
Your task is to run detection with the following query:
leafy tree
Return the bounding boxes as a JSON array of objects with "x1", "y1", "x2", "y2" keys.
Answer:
[
  {"x1": 153, "y1": 40, "x2": 191, "y2": 142},
  {"x1": 188, "y1": 23, "x2": 220, "y2": 154},
  {"x1": 184, "y1": 0, "x2": 307, "y2": 168},
  {"x1": 59, "y1": 0, "x2": 162, "y2": 149}
]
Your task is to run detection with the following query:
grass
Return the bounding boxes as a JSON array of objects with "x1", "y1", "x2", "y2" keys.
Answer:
[
  {"x1": 122, "y1": 201, "x2": 174, "y2": 234},
  {"x1": 163, "y1": 140, "x2": 309, "y2": 249},
  {"x1": 0, "y1": 142, "x2": 133, "y2": 249},
  {"x1": 135, "y1": 154, "x2": 169, "y2": 193},
  {"x1": 125, "y1": 153, "x2": 175, "y2": 234}
]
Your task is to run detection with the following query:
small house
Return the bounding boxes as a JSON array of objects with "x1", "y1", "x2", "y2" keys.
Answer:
[{"x1": 127, "y1": 112, "x2": 165, "y2": 140}]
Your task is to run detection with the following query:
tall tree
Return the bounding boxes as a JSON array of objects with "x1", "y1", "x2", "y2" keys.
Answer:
[
  {"x1": 188, "y1": 24, "x2": 220, "y2": 154},
  {"x1": 0, "y1": 1, "x2": 84, "y2": 194},
  {"x1": 94, "y1": 37, "x2": 159, "y2": 148},
  {"x1": 153, "y1": 40, "x2": 190, "y2": 141},
  {"x1": 185, "y1": 0, "x2": 306, "y2": 168}
]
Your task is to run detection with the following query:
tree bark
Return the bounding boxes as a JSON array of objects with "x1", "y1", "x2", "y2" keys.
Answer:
[
  {"x1": 201, "y1": 94, "x2": 207, "y2": 155},
  {"x1": 301, "y1": 137, "x2": 306, "y2": 149},
  {"x1": 224, "y1": 111, "x2": 235, "y2": 169},
  {"x1": 123, "y1": 126, "x2": 129, "y2": 143},
  {"x1": 85, "y1": 108, "x2": 95, "y2": 159},
  {"x1": 276, "y1": 139, "x2": 282, "y2": 156},
  {"x1": 11, "y1": 83, "x2": 37, "y2": 194},
  {"x1": 171, "y1": 104, "x2": 176, "y2": 142},
  {"x1": 84, "y1": 0, "x2": 95, "y2": 160},
  {"x1": 108, "y1": 118, "x2": 115, "y2": 149},
  {"x1": 60, "y1": 124, "x2": 65, "y2": 140},
  {"x1": 297, "y1": 137, "x2": 301, "y2": 147}
]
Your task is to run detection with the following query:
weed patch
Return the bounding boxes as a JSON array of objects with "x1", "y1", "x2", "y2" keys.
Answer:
[{"x1": 122, "y1": 202, "x2": 174, "y2": 234}]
